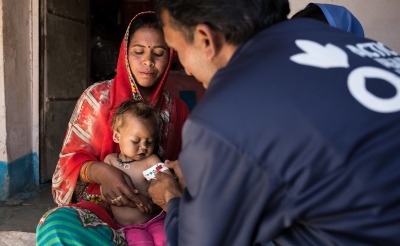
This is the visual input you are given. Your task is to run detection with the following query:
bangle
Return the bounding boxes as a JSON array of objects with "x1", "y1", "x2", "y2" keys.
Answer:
[{"x1": 81, "y1": 161, "x2": 95, "y2": 183}]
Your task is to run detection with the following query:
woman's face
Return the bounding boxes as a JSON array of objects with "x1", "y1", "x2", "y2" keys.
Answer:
[{"x1": 128, "y1": 26, "x2": 169, "y2": 89}]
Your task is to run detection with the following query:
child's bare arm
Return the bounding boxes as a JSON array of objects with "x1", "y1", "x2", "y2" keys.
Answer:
[
  {"x1": 103, "y1": 154, "x2": 111, "y2": 164},
  {"x1": 145, "y1": 154, "x2": 163, "y2": 168}
]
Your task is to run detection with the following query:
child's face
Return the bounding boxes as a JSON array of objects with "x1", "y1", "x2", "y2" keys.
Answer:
[{"x1": 114, "y1": 115, "x2": 156, "y2": 161}]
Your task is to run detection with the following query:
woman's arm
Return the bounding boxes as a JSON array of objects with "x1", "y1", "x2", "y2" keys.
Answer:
[{"x1": 52, "y1": 82, "x2": 110, "y2": 205}]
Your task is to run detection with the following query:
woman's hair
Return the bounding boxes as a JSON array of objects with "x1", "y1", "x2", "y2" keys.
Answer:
[
  {"x1": 155, "y1": 0, "x2": 290, "y2": 45},
  {"x1": 111, "y1": 100, "x2": 160, "y2": 140},
  {"x1": 128, "y1": 13, "x2": 163, "y2": 44}
]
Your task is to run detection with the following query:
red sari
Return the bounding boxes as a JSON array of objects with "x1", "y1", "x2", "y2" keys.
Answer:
[{"x1": 52, "y1": 11, "x2": 189, "y2": 207}]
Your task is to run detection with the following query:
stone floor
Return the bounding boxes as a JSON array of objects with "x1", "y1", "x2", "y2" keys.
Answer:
[{"x1": 0, "y1": 183, "x2": 55, "y2": 246}]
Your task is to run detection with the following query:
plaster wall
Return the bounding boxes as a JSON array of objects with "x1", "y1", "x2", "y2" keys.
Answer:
[
  {"x1": 289, "y1": 0, "x2": 400, "y2": 53},
  {"x1": 3, "y1": 0, "x2": 32, "y2": 160},
  {"x1": 0, "y1": 0, "x2": 6, "y2": 161},
  {"x1": 0, "y1": 0, "x2": 37, "y2": 199},
  {"x1": 32, "y1": 0, "x2": 40, "y2": 172}
]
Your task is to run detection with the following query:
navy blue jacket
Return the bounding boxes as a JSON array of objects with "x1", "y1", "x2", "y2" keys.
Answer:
[{"x1": 166, "y1": 18, "x2": 400, "y2": 245}]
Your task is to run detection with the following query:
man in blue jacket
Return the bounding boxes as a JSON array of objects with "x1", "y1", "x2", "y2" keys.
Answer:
[{"x1": 149, "y1": 0, "x2": 400, "y2": 245}]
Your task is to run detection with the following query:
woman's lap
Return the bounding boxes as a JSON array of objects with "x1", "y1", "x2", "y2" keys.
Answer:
[{"x1": 36, "y1": 206, "x2": 127, "y2": 246}]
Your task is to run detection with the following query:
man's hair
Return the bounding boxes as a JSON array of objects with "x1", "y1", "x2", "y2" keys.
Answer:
[
  {"x1": 111, "y1": 100, "x2": 160, "y2": 140},
  {"x1": 155, "y1": 0, "x2": 290, "y2": 45}
]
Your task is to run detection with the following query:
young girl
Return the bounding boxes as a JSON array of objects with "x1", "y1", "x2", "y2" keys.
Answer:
[{"x1": 103, "y1": 99, "x2": 171, "y2": 246}]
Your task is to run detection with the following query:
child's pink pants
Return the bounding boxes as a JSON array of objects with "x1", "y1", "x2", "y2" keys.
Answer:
[{"x1": 118, "y1": 212, "x2": 166, "y2": 246}]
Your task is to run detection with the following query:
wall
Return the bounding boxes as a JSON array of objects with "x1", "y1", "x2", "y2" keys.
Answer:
[
  {"x1": 0, "y1": 1, "x2": 5, "y2": 162},
  {"x1": 0, "y1": 0, "x2": 38, "y2": 199},
  {"x1": 289, "y1": 0, "x2": 400, "y2": 53}
]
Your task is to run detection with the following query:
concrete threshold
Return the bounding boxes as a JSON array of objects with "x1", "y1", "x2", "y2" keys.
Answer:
[{"x1": 0, "y1": 231, "x2": 36, "y2": 246}]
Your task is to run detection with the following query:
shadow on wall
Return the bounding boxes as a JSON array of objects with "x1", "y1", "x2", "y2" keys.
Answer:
[{"x1": 165, "y1": 71, "x2": 206, "y2": 112}]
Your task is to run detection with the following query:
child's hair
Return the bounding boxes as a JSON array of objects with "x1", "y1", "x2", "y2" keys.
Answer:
[{"x1": 111, "y1": 100, "x2": 160, "y2": 139}]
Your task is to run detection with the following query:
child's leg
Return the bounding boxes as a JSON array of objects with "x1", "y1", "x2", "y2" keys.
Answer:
[{"x1": 145, "y1": 213, "x2": 167, "y2": 246}]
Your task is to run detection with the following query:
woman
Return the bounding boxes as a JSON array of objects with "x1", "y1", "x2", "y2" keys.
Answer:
[{"x1": 36, "y1": 11, "x2": 189, "y2": 245}]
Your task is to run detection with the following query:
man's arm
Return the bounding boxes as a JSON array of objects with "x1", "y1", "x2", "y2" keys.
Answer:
[
  {"x1": 165, "y1": 197, "x2": 180, "y2": 246},
  {"x1": 176, "y1": 120, "x2": 278, "y2": 245},
  {"x1": 151, "y1": 119, "x2": 279, "y2": 245}
]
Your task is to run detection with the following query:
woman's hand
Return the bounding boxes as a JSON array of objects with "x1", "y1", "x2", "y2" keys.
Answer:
[{"x1": 89, "y1": 161, "x2": 153, "y2": 213}]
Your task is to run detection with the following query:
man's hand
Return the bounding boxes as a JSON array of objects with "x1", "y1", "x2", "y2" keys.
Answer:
[
  {"x1": 148, "y1": 171, "x2": 182, "y2": 211},
  {"x1": 165, "y1": 160, "x2": 186, "y2": 190}
]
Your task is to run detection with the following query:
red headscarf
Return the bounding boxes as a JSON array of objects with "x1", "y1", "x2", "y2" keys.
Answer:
[{"x1": 52, "y1": 11, "x2": 189, "y2": 206}]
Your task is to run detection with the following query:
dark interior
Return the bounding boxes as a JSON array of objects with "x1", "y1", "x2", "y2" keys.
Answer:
[{"x1": 90, "y1": 0, "x2": 156, "y2": 82}]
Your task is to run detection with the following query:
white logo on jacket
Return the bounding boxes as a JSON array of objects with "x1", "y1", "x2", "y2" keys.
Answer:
[{"x1": 290, "y1": 39, "x2": 400, "y2": 113}]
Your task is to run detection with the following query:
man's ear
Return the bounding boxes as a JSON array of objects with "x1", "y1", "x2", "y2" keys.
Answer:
[
  {"x1": 194, "y1": 24, "x2": 222, "y2": 60},
  {"x1": 112, "y1": 131, "x2": 120, "y2": 143}
]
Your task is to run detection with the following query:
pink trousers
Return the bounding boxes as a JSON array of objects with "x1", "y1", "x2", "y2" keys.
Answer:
[{"x1": 118, "y1": 212, "x2": 166, "y2": 246}]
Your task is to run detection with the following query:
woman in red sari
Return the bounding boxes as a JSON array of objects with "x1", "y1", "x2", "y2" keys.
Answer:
[{"x1": 36, "y1": 11, "x2": 189, "y2": 245}]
